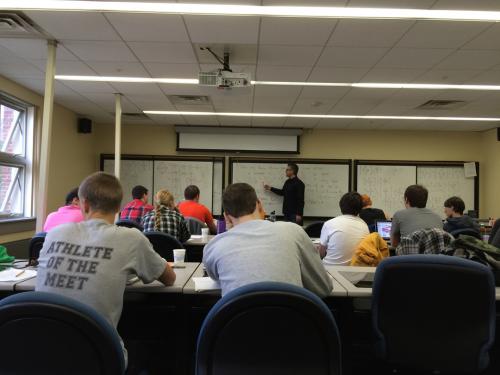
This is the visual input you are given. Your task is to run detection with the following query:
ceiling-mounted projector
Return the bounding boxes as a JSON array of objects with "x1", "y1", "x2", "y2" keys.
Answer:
[
  {"x1": 198, "y1": 47, "x2": 251, "y2": 89},
  {"x1": 199, "y1": 70, "x2": 251, "y2": 89}
]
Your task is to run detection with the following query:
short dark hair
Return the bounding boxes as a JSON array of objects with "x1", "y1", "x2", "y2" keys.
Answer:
[
  {"x1": 444, "y1": 196, "x2": 465, "y2": 215},
  {"x1": 65, "y1": 188, "x2": 79, "y2": 205},
  {"x1": 79, "y1": 172, "x2": 123, "y2": 214},
  {"x1": 184, "y1": 185, "x2": 200, "y2": 200},
  {"x1": 339, "y1": 192, "x2": 363, "y2": 216},
  {"x1": 288, "y1": 163, "x2": 299, "y2": 175},
  {"x1": 404, "y1": 185, "x2": 428, "y2": 208},
  {"x1": 132, "y1": 185, "x2": 148, "y2": 200},
  {"x1": 223, "y1": 183, "x2": 258, "y2": 218}
]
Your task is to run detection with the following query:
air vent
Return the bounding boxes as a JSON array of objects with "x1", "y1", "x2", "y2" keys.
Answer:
[
  {"x1": 416, "y1": 100, "x2": 467, "y2": 110},
  {"x1": 122, "y1": 113, "x2": 150, "y2": 119},
  {"x1": 167, "y1": 95, "x2": 211, "y2": 105},
  {"x1": 0, "y1": 13, "x2": 45, "y2": 38}
]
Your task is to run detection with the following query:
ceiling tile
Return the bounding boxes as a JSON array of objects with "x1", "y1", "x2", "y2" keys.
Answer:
[
  {"x1": 185, "y1": 115, "x2": 219, "y2": 126},
  {"x1": 375, "y1": 48, "x2": 453, "y2": 69},
  {"x1": 85, "y1": 61, "x2": 150, "y2": 76},
  {"x1": 78, "y1": 92, "x2": 139, "y2": 112},
  {"x1": 253, "y1": 96, "x2": 297, "y2": 113},
  {"x1": 254, "y1": 86, "x2": 302, "y2": 98},
  {"x1": 362, "y1": 68, "x2": 426, "y2": 82},
  {"x1": 290, "y1": 98, "x2": 339, "y2": 114},
  {"x1": 61, "y1": 81, "x2": 116, "y2": 94},
  {"x1": 111, "y1": 82, "x2": 166, "y2": 96},
  {"x1": 348, "y1": 0, "x2": 435, "y2": 7},
  {"x1": 260, "y1": 18, "x2": 335, "y2": 46},
  {"x1": 128, "y1": 42, "x2": 196, "y2": 63},
  {"x1": 255, "y1": 65, "x2": 312, "y2": 81},
  {"x1": 435, "y1": 50, "x2": 500, "y2": 70},
  {"x1": 218, "y1": 116, "x2": 252, "y2": 126},
  {"x1": 159, "y1": 84, "x2": 206, "y2": 96},
  {"x1": 308, "y1": 67, "x2": 369, "y2": 82},
  {"x1": 263, "y1": 0, "x2": 346, "y2": 4},
  {"x1": 199, "y1": 64, "x2": 256, "y2": 77},
  {"x1": 317, "y1": 47, "x2": 389, "y2": 68},
  {"x1": 431, "y1": 0, "x2": 500, "y2": 10},
  {"x1": 184, "y1": 16, "x2": 259, "y2": 44},
  {"x1": 196, "y1": 44, "x2": 257, "y2": 65},
  {"x1": 397, "y1": 21, "x2": 490, "y2": 49},
  {"x1": 127, "y1": 95, "x2": 176, "y2": 111},
  {"x1": 315, "y1": 118, "x2": 353, "y2": 129},
  {"x1": 329, "y1": 20, "x2": 413, "y2": 48},
  {"x1": 144, "y1": 63, "x2": 199, "y2": 77},
  {"x1": 466, "y1": 70, "x2": 500, "y2": 84},
  {"x1": 251, "y1": 117, "x2": 286, "y2": 127},
  {"x1": 299, "y1": 86, "x2": 350, "y2": 99},
  {"x1": 24, "y1": 11, "x2": 121, "y2": 41},
  {"x1": 63, "y1": 41, "x2": 137, "y2": 62},
  {"x1": 0, "y1": 39, "x2": 77, "y2": 60},
  {"x1": 283, "y1": 118, "x2": 319, "y2": 128},
  {"x1": 0, "y1": 46, "x2": 22, "y2": 64},
  {"x1": 0, "y1": 61, "x2": 43, "y2": 79},
  {"x1": 147, "y1": 114, "x2": 187, "y2": 125},
  {"x1": 413, "y1": 69, "x2": 482, "y2": 84},
  {"x1": 106, "y1": 13, "x2": 189, "y2": 42},
  {"x1": 29, "y1": 59, "x2": 96, "y2": 76},
  {"x1": 258, "y1": 45, "x2": 323, "y2": 66},
  {"x1": 462, "y1": 25, "x2": 500, "y2": 50}
]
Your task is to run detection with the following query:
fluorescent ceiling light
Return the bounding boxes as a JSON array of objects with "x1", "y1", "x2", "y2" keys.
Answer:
[
  {"x1": 55, "y1": 75, "x2": 500, "y2": 91},
  {"x1": 144, "y1": 110, "x2": 500, "y2": 122},
  {"x1": 55, "y1": 75, "x2": 197, "y2": 84},
  {"x1": 3, "y1": 1, "x2": 500, "y2": 21}
]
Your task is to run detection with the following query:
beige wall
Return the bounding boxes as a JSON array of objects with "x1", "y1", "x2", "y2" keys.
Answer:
[
  {"x1": 0, "y1": 75, "x2": 97, "y2": 244},
  {"x1": 94, "y1": 122, "x2": 497, "y2": 215}
]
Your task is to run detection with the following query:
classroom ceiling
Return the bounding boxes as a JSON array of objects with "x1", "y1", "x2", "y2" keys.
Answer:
[{"x1": 1, "y1": 0, "x2": 500, "y2": 130}]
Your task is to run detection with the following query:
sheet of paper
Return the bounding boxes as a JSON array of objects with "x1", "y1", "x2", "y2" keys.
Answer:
[
  {"x1": 464, "y1": 162, "x2": 477, "y2": 178},
  {"x1": 0, "y1": 268, "x2": 37, "y2": 282},
  {"x1": 190, "y1": 235, "x2": 202, "y2": 239},
  {"x1": 193, "y1": 277, "x2": 220, "y2": 292}
]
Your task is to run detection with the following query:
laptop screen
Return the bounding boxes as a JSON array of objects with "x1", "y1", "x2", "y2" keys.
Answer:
[{"x1": 376, "y1": 221, "x2": 392, "y2": 240}]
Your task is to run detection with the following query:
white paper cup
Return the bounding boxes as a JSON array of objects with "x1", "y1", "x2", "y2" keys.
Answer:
[
  {"x1": 173, "y1": 249, "x2": 186, "y2": 263},
  {"x1": 201, "y1": 228, "x2": 209, "y2": 240}
]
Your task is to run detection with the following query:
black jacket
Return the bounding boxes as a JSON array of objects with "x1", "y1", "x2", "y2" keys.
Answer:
[
  {"x1": 271, "y1": 177, "x2": 305, "y2": 216},
  {"x1": 443, "y1": 215, "x2": 480, "y2": 234}
]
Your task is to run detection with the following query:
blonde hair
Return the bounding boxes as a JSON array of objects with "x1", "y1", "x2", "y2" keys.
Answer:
[{"x1": 154, "y1": 189, "x2": 175, "y2": 231}]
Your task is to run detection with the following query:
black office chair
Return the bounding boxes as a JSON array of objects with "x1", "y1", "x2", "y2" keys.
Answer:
[
  {"x1": 372, "y1": 255, "x2": 495, "y2": 374},
  {"x1": 28, "y1": 232, "x2": 47, "y2": 265},
  {"x1": 450, "y1": 228, "x2": 482, "y2": 240},
  {"x1": 144, "y1": 231, "x2": 183, "y2": 262},
  {"x1": 0, "y1": 291, "x2": 125, "y2": 375},
  {"x1": 196, "y1": 282, "x2": 342, "y2": 375},
  {"x1": 185, "y1": 216, "x2": 207, "y2": 235},
  {"x1": 304, "y1": 221, "x2": 325, "y2": 238},
  {"x1": 115, "y1": 219, "x2": 143, "y2": 231}
]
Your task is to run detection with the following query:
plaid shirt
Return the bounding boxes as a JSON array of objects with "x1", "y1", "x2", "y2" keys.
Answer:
[
  {"x1": 120, "y1": 199, "x2": 154, "y2": 223},
  {"x1": 396, "y1": 228, "x2": 454, "y2": 256},
  {"x1": 142, "y1": 205, "x2": 191, "y2": 243}
]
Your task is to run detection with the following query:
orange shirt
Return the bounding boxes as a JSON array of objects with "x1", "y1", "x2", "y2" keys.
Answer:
[{"x1": 178, "y1": 200, "x2": 214, "y2": 225}]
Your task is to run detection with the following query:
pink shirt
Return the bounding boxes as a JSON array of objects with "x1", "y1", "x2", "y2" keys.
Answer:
[{"x1": 43, "y1": 205, "x2": 84, "y2": 232}]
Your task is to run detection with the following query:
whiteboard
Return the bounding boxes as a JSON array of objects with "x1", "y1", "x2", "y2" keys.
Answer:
[
  {"x1": 102, "y1": 157, "x2": 224, "y2": 214},
  {"x1": 417, "y1": 166, "x2": 475, "y2": 219},
  {"x1": 356, "y1": 165, "x2": 416, "y2": 219},
  {"x1": 212, "y1": 161, "x2": 223, "y2": 215},
  {"x1": 154, "y1": 160, "x2": 213, "y2": 210},
  {"x1": 103, "y1": 159, "x2": 154, "y2": 208},
  {"x1": 231, "y1": 161, "x2": 350, "y2": 217}
]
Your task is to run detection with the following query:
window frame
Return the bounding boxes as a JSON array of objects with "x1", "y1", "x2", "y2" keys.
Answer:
[{"x1": 0, "y1": 92, "x2": 34, "y2": 222}]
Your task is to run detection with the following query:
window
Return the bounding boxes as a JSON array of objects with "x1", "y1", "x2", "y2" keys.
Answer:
[{"x1": 0, "y1": 93, "x2": 34, "y2": 219}]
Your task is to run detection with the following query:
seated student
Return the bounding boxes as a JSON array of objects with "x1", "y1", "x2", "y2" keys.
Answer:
[
  {"x1": 443, "y1": 196, "x2": 480, "y2": 235},
  {"x1": 203, "y1": 183, "x2": 332, "y2": 297},
  {"x1": 142, "y1": 189, "x2": 191, "y2": 243},
  {"x1": 178, "y1": 185, "x2": 217, "y2": 234},
  {"x1": 490, "y1": 219, "x2": 500, "y2": 248},
  {"x1": 359, "y1": 194, "x2": 388, "y2": 231},
  {"x1": 391, "y1": 185, "x2": 443, "y2": 247},
  {"x1": 36, "y1": 172, "x2": 176, "y2": 366},
  {"x1": 319, "y1": 192, "x2": 369, "y2": 266},
  {"x1": 119, "y1": 185, "x2": 154, "y2": 223},
  {"x1": 43, "y1": 187, "x2": 84, "y2": 232}
]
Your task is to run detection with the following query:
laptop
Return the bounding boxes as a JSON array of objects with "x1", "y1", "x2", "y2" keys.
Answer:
[{"x1": 376, "y1": 221, "x2": 392, "y2": 241}]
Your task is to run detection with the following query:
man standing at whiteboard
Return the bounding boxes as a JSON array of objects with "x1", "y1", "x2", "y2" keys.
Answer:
[{"x1": 264, "y1": 163, "x2": 305, "y2": 225}]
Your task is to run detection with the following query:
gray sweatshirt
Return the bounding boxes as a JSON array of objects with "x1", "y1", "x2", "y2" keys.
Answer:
[{"x1": 203, "y1": 220, "x2": 333, "y2": 297}]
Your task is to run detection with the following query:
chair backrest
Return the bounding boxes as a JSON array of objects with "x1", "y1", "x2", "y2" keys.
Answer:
[
  {"x1": 144, "y1": 231, "x2": 183, "y2": 261},
  {"x1": 196, "y1": 282, "x2": 342, "y2": 375},
  {"x1": 450, "y1": 228, "x2": 482, "y2": 240},
  {"x1": 372, "y1": 255, "x2": 495, "y2": 374},
  {"x1": 28, "y1": 232, "x2": 47, "y2": 263},
  {"x1": 0, "y1": 291, "x2": 125, "y2": 375},
  {"x1": 115, "y1": 219, "x2": 143, "y2": 231},
  {"x1": 185, "y1": 216, "x2": 207, "y2": 235},
  {"x1": 304, "y1": 221, "x2": 325, "y2": 238}
]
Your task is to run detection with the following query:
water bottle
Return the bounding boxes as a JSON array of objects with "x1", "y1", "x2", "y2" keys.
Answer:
[
  {"x1": 269, "y1": 211, "x2": 276, "y2": 222},
  {"x1": 216, "y1": 218, "x2": 226, "y2": 234}
]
